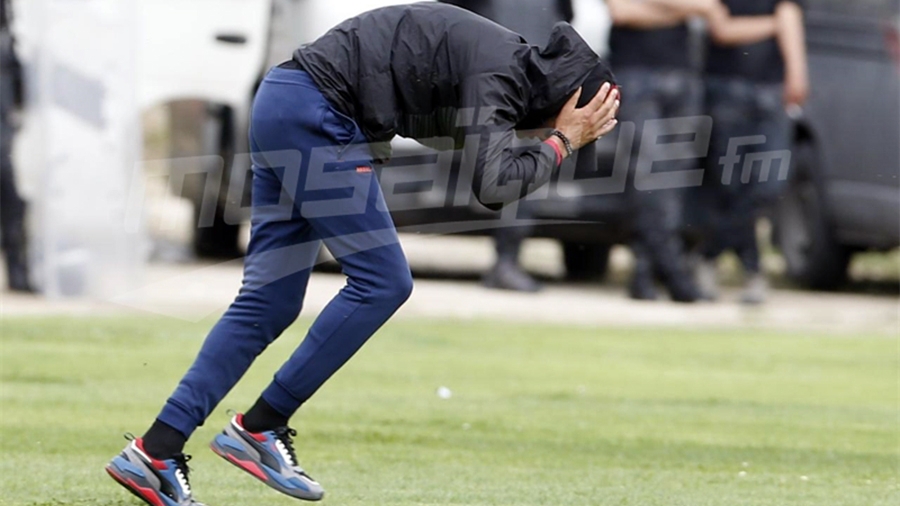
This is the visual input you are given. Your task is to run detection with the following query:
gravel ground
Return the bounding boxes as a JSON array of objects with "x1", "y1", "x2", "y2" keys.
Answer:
[{"x1": 2, "y1": 235, "x2": 897, "y2": 335}]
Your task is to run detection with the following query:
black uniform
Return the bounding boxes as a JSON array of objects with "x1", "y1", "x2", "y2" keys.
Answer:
[
  {"x1": 699, "y1": 0, "x2": 801, "y2": 274},
  {"x1": 706, "y1": 0, "x2": 799, "y2": 83},
  {"x1": 608, "y1": 12, "x2": 702, "y2": 302},
  {"x1": 0, "y1": 0, "x2": 31, "y2": 292}
]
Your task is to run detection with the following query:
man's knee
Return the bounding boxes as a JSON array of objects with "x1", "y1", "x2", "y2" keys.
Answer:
[
  {"x1": 268, "y1": 299, "x2": 304, "y2": 336},
  {"x1": 388, "y1": 268, "x2": 414, "y2": 307},
  {"x1": 229, "y1": 287, "x2": 304, "y2": 340},
  {"x1": 370, "y1": 258, "x2": 413, "y2": 309}
]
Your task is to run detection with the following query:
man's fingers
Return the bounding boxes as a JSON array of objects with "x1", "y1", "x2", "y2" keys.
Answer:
[
  {"x1": 597, "y1": 118, "x2": 618, "y2": 137},
  {"x1": 590, "y1": 119, "x2": 617, "y2": 140},
  {"x1": 589, "y1": 100, "x2": 619, "y2": 139},
  {"x1": 599, "y1": 82, "x2": 613, "y2": 101},
  {"x1": 606, "y1": 98, "x2": 620, "y2": 123},
  {"x1": 592, "y1": 91, "x2": 619, "y2": 124},
  {"x1": 592, "y1": 88, "x2": 618, "y2": 120}
]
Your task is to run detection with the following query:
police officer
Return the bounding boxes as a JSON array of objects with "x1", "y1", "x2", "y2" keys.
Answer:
[
  {"x1": 0, "y1": 0, "x2": 32, "y2": 292},
  {"x1": 607, "y1": 0, "x2": 724, "y2": 302},
  {"x1": 696, "y1": 0, "x2": 808, "y2": 304}
]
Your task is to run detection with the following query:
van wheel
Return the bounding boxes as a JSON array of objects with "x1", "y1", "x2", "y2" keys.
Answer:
[
  {"x1": 773, "y1": 144, "x2": 849, "y2": 290},
  {"x1": 191, "y1": 104, "x2": 246, "y2": 260},
  {"x1": 193, "y1": 206, "x2": 242, "y2": 259},
  {"x1": 562, "y1": 242, "x2": 611, "y2": 282}
]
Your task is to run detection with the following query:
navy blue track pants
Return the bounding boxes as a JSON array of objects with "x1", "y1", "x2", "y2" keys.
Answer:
[{"x1": 158, "y1": 68, "x2": 413, "y2": 438}]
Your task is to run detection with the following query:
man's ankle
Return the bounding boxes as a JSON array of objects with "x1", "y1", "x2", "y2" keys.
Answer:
[
  {"x1": 142, "y1": 419, "x2": 187, "y2": 460},
  {"x1": 242, "y1": 397, "x2": 290, "y2": 433}
]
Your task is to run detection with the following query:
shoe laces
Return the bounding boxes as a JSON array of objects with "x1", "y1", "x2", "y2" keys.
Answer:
[
  {"x1": 122, "y1": 433, "x2": 194, "y2": 497},
  {"x1": 171, "y1": 453, "x2": 193, "y2": 497},
  {"x1": 272, "y1": 427, "x2": 299, "y2": 468}
]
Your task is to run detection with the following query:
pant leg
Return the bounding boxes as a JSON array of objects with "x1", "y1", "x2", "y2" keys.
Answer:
[
  {"x1": 157, "y1": 71, "x2": 326, "y2": 438},
  {"x1": 157, "y1": 159, "x2": 319, "y2": 439},
  {"x1": 704, "y1": 78, "x2": 767, "y2": 273},
  {"x1": 250, "y1": 69, "x2": 412, "y2": 417},
  {"x1": 492, "y1": 199, "x2": 535, "y2": 265},
  {"x1": 739, "y1": 83, "x2": 791, "y2": 272},
  {"x1": 650, "y1": 72, "x2": 704, "y2": 278},
  {"x1": 623, "y1": 69, "x2": 702, "y2": 284},
  {"x1": 261, "y1": 170, "x2": 412, "y2": 415},
  {"x1": 699, "y1": 80, "x2": 735, "y2": 261},
  {"x1": 618, "y1": 69, "x2": 666, "y2": 282},
  {"x1": 0, "y1": 114, "x2": 26, "y2": 255},
  {"x1": 750, "y1": 83, "x2": 792, "y2": 208}
]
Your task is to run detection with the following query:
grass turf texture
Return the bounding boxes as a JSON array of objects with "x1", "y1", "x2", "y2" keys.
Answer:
[{"x1": 0, "y1": 316, "x2": 897, "y2": 506}]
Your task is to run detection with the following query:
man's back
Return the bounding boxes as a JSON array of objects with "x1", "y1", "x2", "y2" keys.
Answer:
[
  {"x1": 293, "y1": 2, "x2": 602, "y2": 149},
  {"x1": 295, "y1": 4, "x2": 521, "y2": 143}
]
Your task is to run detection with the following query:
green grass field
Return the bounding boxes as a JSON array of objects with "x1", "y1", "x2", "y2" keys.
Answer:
[{"x1": 0, "y1": 316, "x2": 897, "y2": 506}]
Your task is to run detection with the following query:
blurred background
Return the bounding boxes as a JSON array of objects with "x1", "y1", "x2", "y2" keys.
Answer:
[{"x1": 1, "y1": 0, "x2": 898, "y2": 324}]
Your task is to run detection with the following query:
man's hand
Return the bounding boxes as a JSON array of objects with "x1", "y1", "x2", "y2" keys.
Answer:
[
  {"x1": 553, "y1": 83, "x2": 620, "y2": 153},
  {"x1": 784, "y1": 71, "x2": 809, "y2": 107},
  {"x1": 776, "y1": 1, "x2": 809, "y2": 108}
]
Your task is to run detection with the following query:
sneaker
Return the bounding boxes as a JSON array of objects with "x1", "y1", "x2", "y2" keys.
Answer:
[
  {"x1": 105, "y1": 436, "x2": 204, "y2": 506},
  {"x1": 482, "y1": 261, "x2": 542, "y2": 293},
  {"x1": 695, "y1": 259, "x2": 720, "y2": 301},
  {"x1": 740, "y1": 272, "x2": 768, "y2": 305},
  {"x1": 210, "y1": 414, "x2": 324, "y2": 501},
  {"x1": 665, "y1": 274, "x2": 701, "y2": 303},
  {"x1": 628, "y1": 272, "x2": 658, "y2": 301}
]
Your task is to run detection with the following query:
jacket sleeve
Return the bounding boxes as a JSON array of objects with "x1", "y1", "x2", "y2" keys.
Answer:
[{"x1": 461, "y1": 74, "x2": 561, "y2": 211}]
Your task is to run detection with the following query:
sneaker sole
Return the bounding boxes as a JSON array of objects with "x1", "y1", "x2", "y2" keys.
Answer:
[
  {"x1": 210, "y1": 433, "x2": 324, "y2": 501},
  {"x1": 106, "y1": 457, "x2": 178, "y2": 506}
]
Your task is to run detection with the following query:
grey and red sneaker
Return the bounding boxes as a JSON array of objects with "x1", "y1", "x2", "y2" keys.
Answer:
[
  {"x1": 210, "y1": 414, "x2": 324, "y2": 501},
  {"x1": 105, "y1": 436, "x2": 204, "y2": 506}
]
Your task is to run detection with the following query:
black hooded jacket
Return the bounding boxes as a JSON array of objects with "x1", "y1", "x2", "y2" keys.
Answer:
[{"x1": 292, "y1": 2, "x2": 613, "y2": 208}]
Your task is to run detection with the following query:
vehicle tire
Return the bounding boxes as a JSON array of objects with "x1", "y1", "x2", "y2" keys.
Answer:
[
  {"x1": 562, "y1": 242, "x2": 611, "y2": 282},
  {"x1": 190, "y1": 104, "x2": 246, "y2": 260},
  {"x1": 773, "y1": 143, "x2": 850, "y2": 290},
  {"x1": 192, "y1": 206, "x2": 242, "y2": 259}
]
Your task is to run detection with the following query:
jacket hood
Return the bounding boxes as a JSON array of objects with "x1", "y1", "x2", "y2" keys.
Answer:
[{"x1": 519, "y1": 23, "x2": 616, "y2": 129}]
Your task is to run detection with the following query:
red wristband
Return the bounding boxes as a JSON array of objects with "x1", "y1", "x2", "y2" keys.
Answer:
[{"x1": 544, "y1": 138, "x2": 563, "y2": 166}]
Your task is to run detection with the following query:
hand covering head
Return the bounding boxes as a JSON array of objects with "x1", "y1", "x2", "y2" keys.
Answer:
[{"x1": 517, "y1": 23, "x2": 616, "y2": 130}]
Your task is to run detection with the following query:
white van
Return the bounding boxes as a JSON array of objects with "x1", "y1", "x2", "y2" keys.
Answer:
[{"x1": 138, "y1": 0, "x2": 427, "y2": 257}]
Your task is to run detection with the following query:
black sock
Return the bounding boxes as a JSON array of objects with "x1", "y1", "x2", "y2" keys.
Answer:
[
  {"x1": 142, "y1": 419, "x2": 187, "y2": 460},
  {"x1": 242, "y1": 397, "x2": 290, "y2": 433}
]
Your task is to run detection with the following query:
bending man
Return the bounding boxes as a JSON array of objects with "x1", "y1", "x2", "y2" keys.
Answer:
[{"x1": 106, "y1": 3, "x2": 619, "y2": 504}]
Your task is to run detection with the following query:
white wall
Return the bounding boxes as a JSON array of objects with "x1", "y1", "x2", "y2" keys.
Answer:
[
  {"x1": 572, "y1": 0, "x2": 612, "y2": 56},
  {"x1": 19, "y1": 0, "x2": 145, "y2": 298}
]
